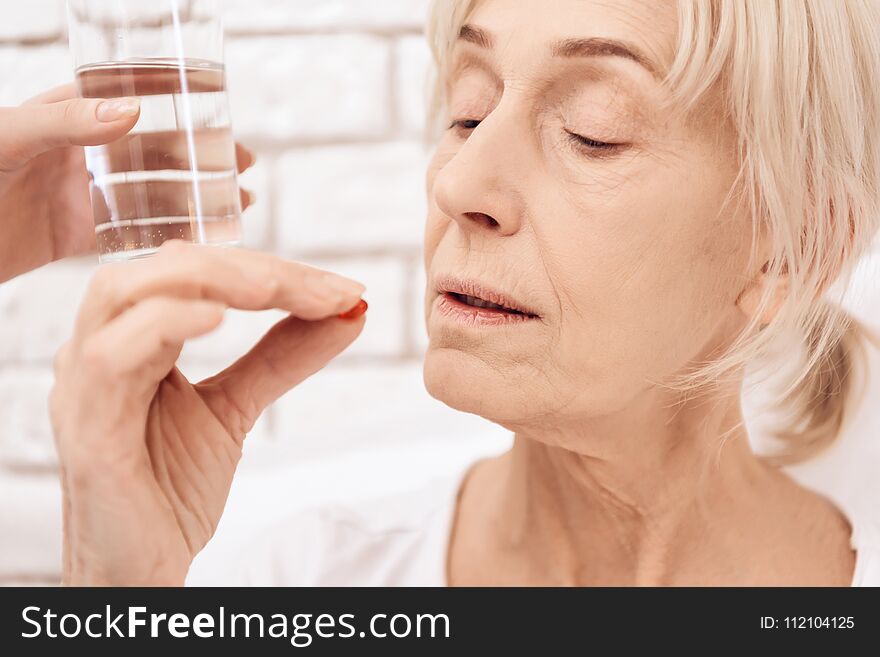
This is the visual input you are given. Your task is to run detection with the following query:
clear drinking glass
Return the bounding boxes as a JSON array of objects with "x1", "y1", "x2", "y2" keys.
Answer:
[{"x1": 67, "y1": 0, "x2": 242, "y2": 262}]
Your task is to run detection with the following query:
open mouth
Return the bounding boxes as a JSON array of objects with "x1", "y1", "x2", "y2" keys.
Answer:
[
  {"x1": 434, "y1": 276, "x2": 540, "y2": 326},
  {"x1": 446, "y1": 292, "x2": 529, "y2": 316}
]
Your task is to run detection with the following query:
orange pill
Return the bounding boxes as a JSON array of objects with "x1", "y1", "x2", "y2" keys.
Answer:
[{"x1": 338, "y1": 298, "x2": 368, "y2": 320}]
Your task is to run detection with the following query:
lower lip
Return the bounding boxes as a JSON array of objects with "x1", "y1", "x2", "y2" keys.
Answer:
[{"x1": 434, "y1": 293, "x2": 538, "y2": 327}]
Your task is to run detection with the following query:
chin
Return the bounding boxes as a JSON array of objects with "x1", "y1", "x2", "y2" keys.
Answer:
[
  {"x1": 423, "y1": 343, "x2": 652, "y2": 435},
  {"x1": 422, "y1": 346, "x2": 539, "y2": 423}
]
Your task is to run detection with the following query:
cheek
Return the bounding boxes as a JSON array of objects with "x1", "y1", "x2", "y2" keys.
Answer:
[{"x1": 537, "y1": 155, "x2": 750, "y2": 396}]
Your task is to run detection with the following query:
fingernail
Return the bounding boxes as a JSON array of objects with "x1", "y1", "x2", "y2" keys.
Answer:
[
  {"x1": 96, "y1": 98, "x2": 140, "y2": 122},
  {"x1": 320, "y1": 272, "x2": 366, "y2": 298},
  {"x1": 338, "y1": 299, "x2": 368, "y2": 320}
]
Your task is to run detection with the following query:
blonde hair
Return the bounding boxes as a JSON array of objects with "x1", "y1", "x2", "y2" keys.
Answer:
[{"x1": 426, "y1": 0, "x2": 880, "y2": 463}]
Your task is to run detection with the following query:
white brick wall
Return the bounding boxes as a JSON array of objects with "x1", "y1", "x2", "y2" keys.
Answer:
[
  {"x1": 0, "y1": 44, "x2": 71, "y2": 104},
  {"x1": 0, "y1": 0, "x2": 510, "y2": 585},
  {"x1": 277, "y1": 142, "x2": 429, "y2": 253},
  {"x1": 0, "y1": 259, "x2": 94, "y2": 366},
  {"x1": 226, "y1": 35, "x2": 392, "y2": 142},
  {"x1": 220, "y1": 0, "x2": 431, "y2": 33},
  {"x1": 0, "y1": 0, "x2": 64, "y2": 42},
  {"x1": 394, "y1": 35, "x2": 434, "y2": 136},
  {"x1": 0, "y1": 368, "x2": 56, "y2": 470}
]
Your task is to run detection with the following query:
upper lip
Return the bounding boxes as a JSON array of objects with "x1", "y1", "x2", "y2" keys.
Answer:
[{"x1": 435, "y1": 275, "x2": 540, "y2": 317}]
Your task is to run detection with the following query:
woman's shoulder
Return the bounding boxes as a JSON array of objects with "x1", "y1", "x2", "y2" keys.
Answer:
[
  {"x1": 206, "y1": 468, "x2": 467, "y2": 587},
  {"x1": 850, "y1": 509, "x2": 880, "y2": 586}
]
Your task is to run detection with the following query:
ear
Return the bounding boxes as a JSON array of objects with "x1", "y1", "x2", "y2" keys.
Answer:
[{"x1": 736, "y1": 260, "x2": 790, "y2": 327}]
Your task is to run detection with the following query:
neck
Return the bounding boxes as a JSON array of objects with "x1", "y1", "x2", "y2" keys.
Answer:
[{"x1": 485, "y1": 386, "x2": 777, "y2": 585}]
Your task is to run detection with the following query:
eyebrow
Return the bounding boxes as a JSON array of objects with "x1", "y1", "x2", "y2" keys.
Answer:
[
  {"x1": 458, "y1": 24, "x2": 494, "y2": 49},
  {"x1": 458, "y1": 24, "x2": 660, "y2": 78}
]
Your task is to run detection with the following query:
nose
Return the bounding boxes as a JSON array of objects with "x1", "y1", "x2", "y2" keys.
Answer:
[{"x1": 431, "y1": 109, "x2": 525, "y2": 237}]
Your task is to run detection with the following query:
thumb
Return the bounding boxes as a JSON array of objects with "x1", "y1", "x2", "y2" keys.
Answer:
[
  {"x1": 0, "y1": 97, "x2": 140, "y2": 170},
  {"x1": 197, "y1": 311, "x2": 368, "y2": 435}
]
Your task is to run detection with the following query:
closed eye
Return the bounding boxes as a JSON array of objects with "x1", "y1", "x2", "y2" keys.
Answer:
[
  {"x1": 566, "y1": 130, "x2": 625, "y2": 155},
  {"x1": 450, "y1": 120, "x2": 625, "y2": 158},
  {"x1": 450, "y1": 118, "x2": 482, "y2": 133}
]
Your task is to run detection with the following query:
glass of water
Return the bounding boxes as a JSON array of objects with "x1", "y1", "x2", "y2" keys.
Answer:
[{"x1": 67, "y1": 0, "x2": 242, "y2": 262}]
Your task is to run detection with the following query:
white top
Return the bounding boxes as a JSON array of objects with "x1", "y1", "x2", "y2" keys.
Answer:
[{"x1": 205, "y1": 464, "x2": 880, "y2": 587}]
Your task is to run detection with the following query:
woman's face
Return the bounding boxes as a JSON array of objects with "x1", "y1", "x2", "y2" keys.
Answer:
[{"x1": 422, "y1": 0, "x2": 754, "y2": 429}]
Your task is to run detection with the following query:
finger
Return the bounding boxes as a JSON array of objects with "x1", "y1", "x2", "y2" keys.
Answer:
[
  {"x1": 0, "y1": 98, "x2": 140, "y2": 170},
  {"x1": 240, "y1": 187, "x2": 256, "y2": 211},
  {"x1": 236, "y1": 142, "x2": 255, "y2": 173},
  {"x1": 75, "y1": 242, "x2": 366, "y2": 337},
  {"x1": 198, "y1": 311, "x2": 367, "y2": 433},
  {"x1": 80, "y1": 298, "x2": 226, "y2": 380}
]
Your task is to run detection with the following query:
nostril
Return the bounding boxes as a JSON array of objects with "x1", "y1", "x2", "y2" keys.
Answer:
[{"x1": 463, "y1": 212, "x2": 499, "y2": 228}]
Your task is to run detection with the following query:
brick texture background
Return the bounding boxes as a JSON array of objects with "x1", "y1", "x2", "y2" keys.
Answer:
[{"x1": 1, "y1": 1, "x2": 878, "y2": 586}]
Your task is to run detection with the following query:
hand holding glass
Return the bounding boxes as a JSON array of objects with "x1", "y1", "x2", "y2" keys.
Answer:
[{"x1": 67, "y1": 0, "x2": 242, "y2": 262}]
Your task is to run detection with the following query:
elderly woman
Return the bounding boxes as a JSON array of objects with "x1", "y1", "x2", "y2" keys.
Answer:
[{"x1": 22, "y1": 0, "x2": 880, "y2": 586}]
